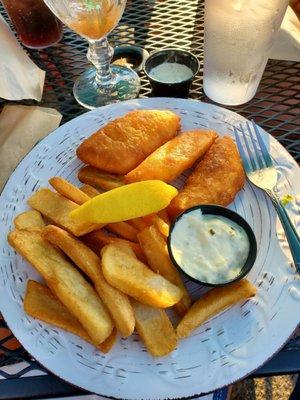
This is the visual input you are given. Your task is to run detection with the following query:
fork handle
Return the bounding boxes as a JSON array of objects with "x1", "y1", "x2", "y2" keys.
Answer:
[{"x1": 267, "y1": 190, "x2": 300, "y2": 273}]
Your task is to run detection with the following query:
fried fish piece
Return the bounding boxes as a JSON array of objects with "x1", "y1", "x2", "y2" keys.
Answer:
[
  {"x1": 125, "y1": 130, "x2": 218, "y2": 183},
  {"x1": 168, "y1": 136, "x2": 245, "y2": 218},
  {"x1": 76, "y1": 110, "x2": 180, "y2": 174}
]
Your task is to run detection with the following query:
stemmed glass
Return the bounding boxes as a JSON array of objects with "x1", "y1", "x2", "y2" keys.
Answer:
[{"x1": 43, "y1": 0, "x2": 140, "y2": 109}]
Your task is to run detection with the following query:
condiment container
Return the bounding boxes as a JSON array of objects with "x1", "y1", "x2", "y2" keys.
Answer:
[
  {"x1": 167, "y1": 205, "x2": 257, "y2": 287},
  {"x1": 112, "y1": 45, "x2": 149, "y2": 73},
  {"x1": 144, "y1": 48, "x2": 199, "y2": 97}
]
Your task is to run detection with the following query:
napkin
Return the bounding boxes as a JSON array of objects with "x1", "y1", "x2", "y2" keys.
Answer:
[
  {"x1": 0, "y1": 105, "x2": 62, "y2": 191},
  {"x1": 270, "y1": 6, "x2": 300, "y2": 62},
  {"x1": 0, "y1": 15, "x2": 45, "y2": 101}
]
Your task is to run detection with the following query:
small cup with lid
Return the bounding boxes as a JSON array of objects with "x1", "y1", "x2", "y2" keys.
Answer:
[{"x1": 144, "y1": 48, "x2": 200, "y2": 97}]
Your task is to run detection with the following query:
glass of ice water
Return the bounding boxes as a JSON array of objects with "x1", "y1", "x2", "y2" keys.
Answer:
[{"x1": 203, "y1": 0, "x2": 289, "y2": 106}]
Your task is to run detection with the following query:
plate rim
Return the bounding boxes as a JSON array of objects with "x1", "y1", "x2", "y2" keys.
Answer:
[{"x1": 0, "y1": 97, "x2": 299, "y2": 399}]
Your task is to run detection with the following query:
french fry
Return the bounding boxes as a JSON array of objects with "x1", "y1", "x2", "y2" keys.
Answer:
[
  {"x1": 138, "y1": 225, "x2": 191, "y2": 315},
  {"x1": 158, "y1": 209, "x2": 170, "y2": 225},
  {"x1": 14, "y1": 210, "x2": 45, "y2": 230},
  {"x1": 98, "y1": 327, "x2": 117, "y2": 353},
  {"x1": 24, "y1": 280, "x2": 96, "y2": 344},
  {"x1": 131, "y1": 299, "x2": 177, "y2": 357},
  {"x1": 49, "y1": 177, "x2": 91, "y2": 205},
  {"x1": 142, "y1": 213, "x2": 157, "y2": 226},
  {"x1": 107, "y1": 222, "x2": 139, "y2": 242},
  {"x1": 43, "y1": 225, "x2": 135, "y2": 337},
  {"x1": 80, "y1": 184, "x2": 101, "y2": 197},
  {"x1": 28, "y1": 188, "x2": 102, "y2": 236},
  {"x1": 24, "y1": 280, "x2": 116, "y2": 353},
  {"x1": 102, "y1": 242, "x2": 183, "y2": 308},
  {"x1": 8, "y1": 229, "x2": 113, "y2": 344},
  {"x1": 176, "y1": 279, "x2": 257, "y2": 339},
  {"x1": 127, "y1": 217, "x2": 148, "y2": 231},
  {"x1": 153, "y1": 215, "x2": 169, "y2": 238},
  {"x1": 82, "y1": 229, "x2": 146, "y2": 262},
  {"x1": 82, "y1": 229, "x2": 117, "y2": 251},
  {"x1": 78, "y1": 166, "x2": 124, "y2": 191}
]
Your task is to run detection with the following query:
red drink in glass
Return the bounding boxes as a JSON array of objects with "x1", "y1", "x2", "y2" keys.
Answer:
[{"x1": 1, "y1": 0, "x2": 63, "y2": 49}]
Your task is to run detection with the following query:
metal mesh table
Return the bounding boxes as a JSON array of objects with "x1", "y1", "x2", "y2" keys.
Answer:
[{"x1": 0, "y1": 0, "x2": 299, "y2": 398}]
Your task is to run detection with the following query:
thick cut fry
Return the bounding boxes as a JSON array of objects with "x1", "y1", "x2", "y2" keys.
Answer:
[
  {"x1": 28, "y1": 188, "x2": 102, "y2": 236},
  {"x1": 24, "y1": 280, "x2": 116, "y2": 353},
  {"x1": 24, "y1": 280, "x2": 96, "y2": 344},
  {"x1": 177, "y1": 279, "x2": 257, "y2": 338},
  {"x1": 76, "y1": 110, "x2": 180, "y2": 174},
  {"x1": 138, "y1": 225, "x2": 191, "y2": 315},
  {"x1": 78, "y1": 166, "x2": 124, "y2": 191},
  {"x1": 82, "y1": 229, "x2": 146, "y2": 262},
  {"x1": 98, "y1": 327, "x2": 117, "y2": 353},
  {"x1": 168, "y1": 136, "x2": 246, "y2": 218},
  {"x1": 8, "y1": 229, "x2": 113, "y2": 344},
  {"x1": 131, "y1": 300, "x2": 177, "y2": 357},
  {"x1": 43, "y1": 225, "x2": 135, "y2": 337},
  {"x1": 106, "y1": 222, "x2": 139, "y2": 242},
  {"x1": 143, "y1": 210, "x2": 171, "y2": 227},
  {"x1": 49, "y1": 177, "x2": 91, "y2": 205},
  {"x1": 125, "y1": 130, "x2": 218, "y2": 183},
  {"x1": 127, "y1": 217, "x2": 148, "y2": 231},
  {"x1": 80, "y1": 184, "x2": 102, "y2": 197},
  {"x1": 14, "y1": 210, "x2": 45, "y2": 230},
  {"x1": 153, "y1": 216, "x2": 169, "y2": 238},
  {"x1": 102, "y1": 242, "x2": 183, "y2": 308},
  {"x1": 158, "y1": 209, "x2": 170, "y2": 225},
  {"x1": 142, "y1": 213, "x2": 157, "y2": 226}
]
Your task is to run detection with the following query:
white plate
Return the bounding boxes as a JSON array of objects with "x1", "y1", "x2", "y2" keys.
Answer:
[{"x1": 0, "y1": 98, "x2": 299, "y2": 400}]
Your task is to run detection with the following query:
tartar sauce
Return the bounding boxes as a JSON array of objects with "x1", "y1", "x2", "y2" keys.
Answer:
[
  {"x1": 149, "y1": 62, "x2": 193, "y2": 83},
  {"x1": 170, "y1": 209, "x2": 250, "y2": 284}
]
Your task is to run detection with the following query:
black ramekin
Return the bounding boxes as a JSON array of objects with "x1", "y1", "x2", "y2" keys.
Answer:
[
  {"x1": 167, "y1": 204, "x2": 257, "y2": 287},
  {"x1": 144, "y1": 48, "x2": 200, "y2": 97}
]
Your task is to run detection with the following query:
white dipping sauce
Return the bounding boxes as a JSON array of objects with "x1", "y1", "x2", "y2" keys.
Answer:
[
  {"x1": 149, "y1": 62, "x2": 193, "y2": 83},
  {"x1": 170, "y1": 209, "x2": 250, "y2": 284}
]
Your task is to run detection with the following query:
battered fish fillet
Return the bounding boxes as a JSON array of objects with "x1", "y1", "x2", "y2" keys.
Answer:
[
  {"x1": 76, "y1": 110, "x2": 180, "y2": 175},
  {"x1": 168, "y1": 136, "x2": 245, "y2": 218},
  {"x1": 124, "y1": 130, "x2": 218, "y2": 183}
]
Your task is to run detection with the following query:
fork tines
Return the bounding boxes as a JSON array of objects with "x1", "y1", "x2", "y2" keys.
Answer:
[{"x1": 233, "y1": 121, "x2": 273, "y2": 174}]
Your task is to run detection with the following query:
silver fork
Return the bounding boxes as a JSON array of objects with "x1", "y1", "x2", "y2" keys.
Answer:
[{"x1": 234, "y1": 121, "x2": 300, "y2": 274}]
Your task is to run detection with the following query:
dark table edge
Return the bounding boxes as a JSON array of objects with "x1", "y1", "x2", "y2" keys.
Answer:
[{"x1": 1, "y1": 349, "x2": 299, "y2": 400}]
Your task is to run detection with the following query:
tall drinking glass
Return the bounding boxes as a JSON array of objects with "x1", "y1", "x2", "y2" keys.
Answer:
[
  {"x1": 203, "y1": 0, "x2": 289, "y2": 106},
  {"x1": 1, "y1": 0, "x2": 62, "y2": 49},
  {"x1": 42, "y1": 0, "x2": 140, "y2": 109}
]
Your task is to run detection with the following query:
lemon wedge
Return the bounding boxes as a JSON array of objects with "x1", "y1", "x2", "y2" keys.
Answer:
[{"x1": 70, "y1": 180, "x2": 178, "y2": 223}]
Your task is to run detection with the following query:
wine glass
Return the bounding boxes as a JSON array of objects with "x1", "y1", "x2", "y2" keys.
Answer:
[{"x1": 43, "y1": 0, "x2": 140, "y2": 109}]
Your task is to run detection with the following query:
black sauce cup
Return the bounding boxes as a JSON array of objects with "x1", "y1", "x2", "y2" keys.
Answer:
[
  {"x1": 112, "y1": 45, "x2": 149, "y2": 73},
  {"x1": 167, "y1": 205, "x2": 257, "y2": 287},
  {"x1": 144, "y1": 48, "x2": 200, "y2": 97}
]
